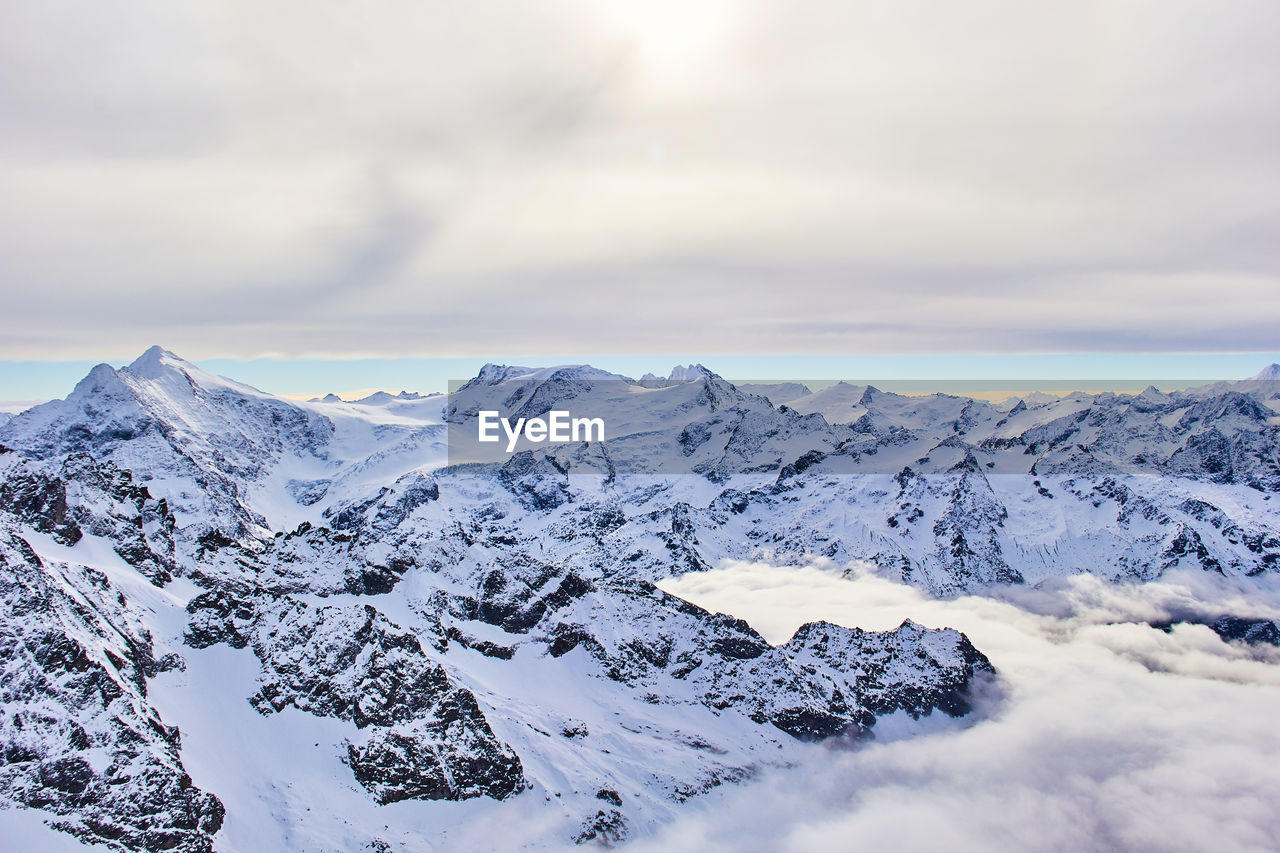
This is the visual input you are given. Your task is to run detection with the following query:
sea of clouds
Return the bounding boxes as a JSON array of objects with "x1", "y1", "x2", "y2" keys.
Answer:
[{"x1": 649, "y1": 561, "x2": 1280, "y2": 852}]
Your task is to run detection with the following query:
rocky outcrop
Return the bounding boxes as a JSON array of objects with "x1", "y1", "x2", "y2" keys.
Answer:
[
  {"x1": 0, "y1": 464, "x2": 80, "y2": 544},
  {"x1": 542, "y1": 580, "x2": 995, "y2": 741},
  {"x1": 348, "y1": 694, "x2": 525, "y2": 804},
  {"x1": 0, "y1": 529, "x2": 223, "y2": 852},
  {"x1": 243, "y1": 599, "x2": 525, "y2": 804}
]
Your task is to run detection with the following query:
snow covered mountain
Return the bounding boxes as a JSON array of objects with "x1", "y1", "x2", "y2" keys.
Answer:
[
  {"x1": 2, "y1": 348, "x2": 1278, "y2": 850},
  {"x1": 1252, "y1": 363, "x2": 1280, "y2": 381},
  {"x1": 0, "y1": 349, "x2": 993, "y2": 851}
]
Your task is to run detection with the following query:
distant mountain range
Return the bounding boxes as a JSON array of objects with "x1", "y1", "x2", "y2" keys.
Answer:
[{"x1": 2, "y1": 347, "x2": 1278, "y2": 850}]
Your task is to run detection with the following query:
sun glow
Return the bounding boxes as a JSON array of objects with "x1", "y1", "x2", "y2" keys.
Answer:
[{"x1": 603, "y1": 0, "x2": 732, "y2": 67}]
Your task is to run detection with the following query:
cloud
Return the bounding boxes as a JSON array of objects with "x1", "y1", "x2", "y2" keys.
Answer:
[
  {"x1": 1, "y1": 1, "x2": 1278, "y2": 359},
  {"x1": 644, "y1": 562, "x2": 1280, "y2": 852}
]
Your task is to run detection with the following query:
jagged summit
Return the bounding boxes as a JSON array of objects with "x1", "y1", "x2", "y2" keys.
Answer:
[
  {"x1": 472, "y1": 363, "x2": 539, "y2": 384},
  {"x1": 667, "y1": 364, "x2": 713, "y2": 382},
  {"x1": 639, "y1": 364, "x2": 717, "y2": 385}
]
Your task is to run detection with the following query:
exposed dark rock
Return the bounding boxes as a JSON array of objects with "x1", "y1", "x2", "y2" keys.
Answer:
[
  {"x1": 347, "y1": 692, "x2": 525, "y2": 805},
  {"x1": 446, "y1": 626, "x2": 516, "y2": 660},
  {"x1": 542, "y1": 581, "x2": 994, "y2": 741},
  {"x1": 1210, "y1": 615, "x2": 1280, "y2": 645},
  {"x1": 499, "y1": 452, "x2": 572, "y2": 510},
  {"x1": 0, "y1": 529, "x2": 224, "y2": 852},
  {"x1": 574, "y1": 808, "x2": 628, "y2": 846},
  {"x1": 247, "y1": 599, "x2": 525, "y2": 803},
  {"x1": 560, "y1": 721, "x2": 590, "y2": 739},
  {"x1": 475, "y1": 567, "x2": 595, "y2": 634},
  {"x1": 0, "y1": 470, "x2": 80, "y2": 544},
  {"x1": 1150, "y1": 615, "x2": 1280, "y2": 646},
  {"x1": 184, "y1": 588, "x2": 254, "y2": 649}
]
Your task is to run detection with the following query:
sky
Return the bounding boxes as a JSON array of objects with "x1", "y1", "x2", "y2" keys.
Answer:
[
  {"x1": 1, "y1": 1, "x2": 1278, "y2": 390},
  {"x1": 651, "y1": 560, "x2": 1280, "y2": 853},
  {"x1": 2, "y1": 351, "x2": 1280, "y2": 403}
]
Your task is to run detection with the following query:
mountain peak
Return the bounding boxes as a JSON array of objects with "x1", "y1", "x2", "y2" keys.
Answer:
[
  {"x1": 1251, "y1": 363, "x2": 1280, "y2": 381},
  {"x1": 126, "y1": 345, "x2": 187, "y2": 378},
  {"x1": 118, "y1": 345, "x2": 269, "y2": 399},
  {"x1": 668, "y1": 364, "x2": 711, "y2": 382},
  {"x1": 66, "y1": 362, "x2": 126, "y2": 400},
  {"x1": 472, "y1": 363, "x2": 539, "y2": 385},
  {"x1": 351, "y1": 390, "x2": 427, "y2": 405}
]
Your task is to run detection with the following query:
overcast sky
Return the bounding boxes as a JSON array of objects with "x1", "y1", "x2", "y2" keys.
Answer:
[{"x1": 2, "y1": 0, "x2": 1278, "y2": 363}]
